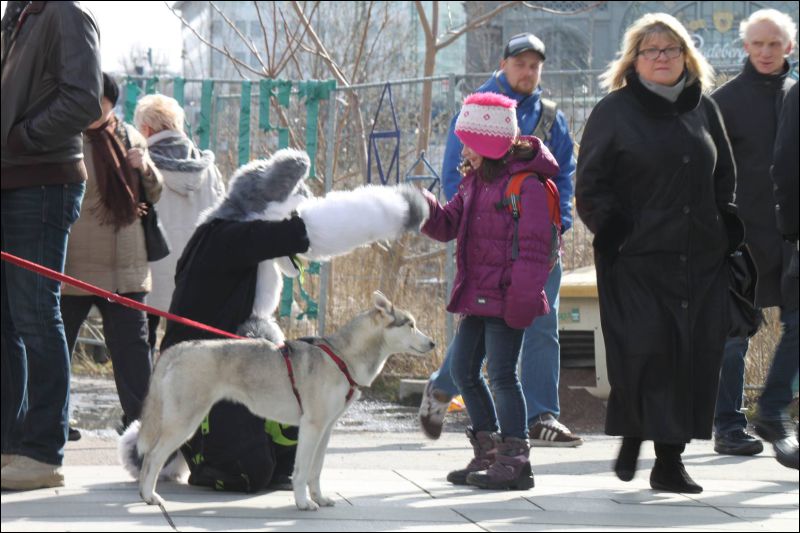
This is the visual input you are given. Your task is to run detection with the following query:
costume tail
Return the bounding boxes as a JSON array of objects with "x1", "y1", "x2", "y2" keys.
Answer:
[
  {"x1": 298, "y1": 183, "x2": 429, "y2": 260},
  {"x1": 118, "y1": 421, "x2": 144, "y2": 479},
  {"x1": 118, "y1": 421, "x2": 188, "y2": 482}
]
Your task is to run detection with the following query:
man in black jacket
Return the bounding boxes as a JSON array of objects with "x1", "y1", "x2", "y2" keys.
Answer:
[
  {"x1": 711, "y1": 8, "x2": 796, "y2": 457},
  {"x1": 1, "y1": 1, "x2": 102, "y2": 489},
  {"x1": 750, "y1": 82, "x2": 799, "y2": 470}
]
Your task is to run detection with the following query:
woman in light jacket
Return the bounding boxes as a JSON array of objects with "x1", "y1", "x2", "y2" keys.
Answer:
[{"x1": 133, "y1": 94, "x2": 225, "y2": 356}]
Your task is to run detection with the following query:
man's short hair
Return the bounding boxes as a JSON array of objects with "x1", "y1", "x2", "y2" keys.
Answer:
[{"x1": 739, "y1": 9, "x2": 797, "y2": 49}]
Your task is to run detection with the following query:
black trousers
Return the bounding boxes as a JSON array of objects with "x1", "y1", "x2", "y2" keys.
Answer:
[{"x1": 61, "y1": 293, "x2": 152, "y2": 424}]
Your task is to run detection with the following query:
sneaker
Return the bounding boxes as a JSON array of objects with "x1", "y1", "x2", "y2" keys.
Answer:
[
  {"x1": 68, "y1": 426, "x2": 82, "y2": 442},
  {"x1": 1, "y1": 455, "x2": 64, "y2": 490},
  {"x1": 528, "y1": 414, "x2": 584, "y2": 447},
  {"x1": 418, "y1": 381, "x2": 452, "y2": 440},
  {"x1": 714, "y1": 429, "x2": 764, "y2": 456}
]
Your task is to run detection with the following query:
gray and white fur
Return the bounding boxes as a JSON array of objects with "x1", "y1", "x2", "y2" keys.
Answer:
[
  {"x1": 121, "y1": 291, "x2": 435, "y2": 511},
  {"x1": 196, "y1": 148, "x2": 429, "y2": 343}
]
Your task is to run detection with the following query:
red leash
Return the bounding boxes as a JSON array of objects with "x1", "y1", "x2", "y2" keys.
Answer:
[
  {"x1": 0, "y1": 251, "x2": 245, "y2": 340},
  {"x1": 1, "y1": 251, "x2": 358, "y2": 412}
]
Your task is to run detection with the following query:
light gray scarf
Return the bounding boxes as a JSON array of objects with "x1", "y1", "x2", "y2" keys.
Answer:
[{"x1": 639, "y1": 73, "x2": 686, "y2": 103}]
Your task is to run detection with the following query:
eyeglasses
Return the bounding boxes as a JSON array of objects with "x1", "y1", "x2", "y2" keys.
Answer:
[{"x1": 638, "y1": 46, "x2": 684, "y2": 61}]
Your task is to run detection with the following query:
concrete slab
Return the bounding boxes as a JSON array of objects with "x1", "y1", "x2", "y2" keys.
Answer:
[{"x1": 2, "y1": 432, "x2": 797, "y2": 532}]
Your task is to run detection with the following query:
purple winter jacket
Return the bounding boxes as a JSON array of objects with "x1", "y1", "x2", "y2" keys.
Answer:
[{"x1": 422, "y1": 136, "x2": 560, "y2": 329}]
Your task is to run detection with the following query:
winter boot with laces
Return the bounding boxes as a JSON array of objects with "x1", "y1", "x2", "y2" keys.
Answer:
[
  {"x1": 466, "y1": 435, "x2": 534, "y2": 490},
  {"x1": 446, "y1": 428, "x2": 496, "y2": 485}
]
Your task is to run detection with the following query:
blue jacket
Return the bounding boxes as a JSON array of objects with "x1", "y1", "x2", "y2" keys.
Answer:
[{"x1": 441, "y1": 71, "x2": 575, "y2": 232}]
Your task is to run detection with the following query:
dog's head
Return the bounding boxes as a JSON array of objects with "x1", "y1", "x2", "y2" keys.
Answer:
[
  {"x1": 371, "y1": 291, "x2": 435, "y2": 356},
  {"x1": 202, "y1": 148, "x2": 313, "y2": 223}
]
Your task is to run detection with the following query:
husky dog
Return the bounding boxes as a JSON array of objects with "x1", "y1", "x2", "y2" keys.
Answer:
[
  {"x1": 129, "y1": 291, "x2": 434, "y2": 511},
  {"x1": 198, "y1": 148, "x2": 428, "y2": 344}
]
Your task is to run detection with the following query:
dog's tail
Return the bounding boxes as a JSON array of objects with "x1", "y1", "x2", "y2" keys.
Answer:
[
  {"x1": 118, "y1": 420, "x2": 144, "y2": 479},
  {"x1": 118, "y1": 420, "x2": 189, "y2": 482}
]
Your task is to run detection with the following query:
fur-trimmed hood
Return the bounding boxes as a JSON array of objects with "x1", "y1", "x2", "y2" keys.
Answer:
[{"x1": 201, "y1": 148, "x2": 312, "y2": 223}]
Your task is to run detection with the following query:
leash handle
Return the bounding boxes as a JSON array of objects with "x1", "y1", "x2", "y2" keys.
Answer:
[{"x1": 1, "y1": 251, "x2": 246, "y2": 340}]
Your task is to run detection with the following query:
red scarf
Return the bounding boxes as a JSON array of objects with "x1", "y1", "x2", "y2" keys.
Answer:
[{"x1": 84, "y1": 116, "x2": 140, "y2": 229}]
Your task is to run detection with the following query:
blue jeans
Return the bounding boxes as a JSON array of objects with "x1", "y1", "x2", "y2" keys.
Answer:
[
  {"x1": 430, "y1": 260, "x2": 562, "y2": 424},
  {"x1": 714, "y1": 336, "x2": 750, "y2": 436},
  {"x1": 1, "y1": 183, "x2": 85, "y2": 465},
  {"x1": 449, "y1": 315, "x2": 526, "y2": 439},
  {"x1": 757, "y1": 308, "x2": 799, "y2": 420}
]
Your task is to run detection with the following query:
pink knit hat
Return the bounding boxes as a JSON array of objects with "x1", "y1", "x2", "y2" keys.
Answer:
[{"x1": 454, "y1": 92, "x2": 519, "y2": 160}]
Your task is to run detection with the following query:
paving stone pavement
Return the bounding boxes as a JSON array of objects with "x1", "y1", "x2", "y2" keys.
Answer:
[{"x1": 2, "y1": 432, "x2": 797, "y2": 531}]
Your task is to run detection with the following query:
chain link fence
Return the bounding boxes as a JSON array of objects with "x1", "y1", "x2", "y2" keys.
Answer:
[{"x1": 111, "y1": 67, "x2": 782, "y2": 387}]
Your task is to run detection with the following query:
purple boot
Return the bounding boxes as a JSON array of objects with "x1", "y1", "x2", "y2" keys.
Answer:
[
  {"x1": 447, "y1": 428, "x2": 496, "y2": 485},
  {"x1": 466, "y1": 435, "x2": 534, "y2": 490}
]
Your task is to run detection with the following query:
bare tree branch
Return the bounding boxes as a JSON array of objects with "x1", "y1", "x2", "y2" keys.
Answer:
[
  {"x1": 520, "y1": 1, "x2": 608, "y2": 15},
  {"x1": 413, "y1": 1, "x2": 433, "y2": 42},
  {"x1": 274, "y1": 1, "x2": 320, "y2": 76},
  {"x1": 349, "y1": 1, "x2": 374, "y2": 82},
  {"x1": 165, "y1": 1, "x2": 264, "y2": 78},
  {"x1": 436, "y1": 1, "x2": 521, "y2": 50},
  {"x1": 289, "y1": 0, "x2": 350, "y2": 85}
]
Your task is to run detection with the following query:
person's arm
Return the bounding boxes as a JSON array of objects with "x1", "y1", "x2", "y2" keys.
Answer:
[
  {"x1": 771, "y1": 83, "x2": 799, "y2": 241},
  {"x1": 704, "y1": 97, "x2": 743, "y2": 252},
  {"x1": 127, "y1": 125, "x2": 163, "y2": 204},
  {"x1": 575, "y1": 97, "x2": 627, "y2": 253},
  {"x1": 547, "y1": 111, "x2": 576, "y2": 233},
  {"x1": 7, "y1": 4, "x2": 102, "y2": 151},
  {"x1": 420, "y1": 184, "x2": 465, "y2": 243},
  {"x1": 201, "y1": 217, "x2": 311, "y2": 272},
  {"x1": 441, "y1": 114, "x2": 463, "y2": 201}
]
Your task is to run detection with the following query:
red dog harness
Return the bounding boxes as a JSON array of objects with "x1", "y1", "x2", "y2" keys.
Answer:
[{"x1": 279, "y1": 339, "x2": 360, "y2": 415}]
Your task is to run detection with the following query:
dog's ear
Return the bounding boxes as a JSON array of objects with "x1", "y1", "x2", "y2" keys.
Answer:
[{"x1": 372, "y1": 291, "x2": 394, "y2": 318}]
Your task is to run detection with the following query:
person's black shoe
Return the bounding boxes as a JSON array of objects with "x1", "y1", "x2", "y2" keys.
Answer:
[
  {"x1": 649, "y1": 458, "x2": 703, "y2": 494},
  {"x1": 714, "y1": 429, "x2": 763, "y2": 456},
  {"x1": 68, "y1": 426, "x2": 82, "y2": 442},
  {"x1": 750, "y1": 413, "x2": 792, "y2": 443},
  {"x1": 772, "y1": 437, "x2": 799, "y2": 470},
  {"x1": 614, "y1": 437, "x2": 642, "y2": 482}
]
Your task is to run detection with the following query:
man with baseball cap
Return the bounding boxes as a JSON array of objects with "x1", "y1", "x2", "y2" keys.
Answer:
[{"x1": 419, "y1": 32, "x2": 582, "y2": 448}]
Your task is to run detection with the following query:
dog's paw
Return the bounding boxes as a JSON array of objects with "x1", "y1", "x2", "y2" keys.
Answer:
[
  {"x1": 295, "y1": 498, "x2": 320, "y2": 511},
  {"x1": 141, "y1": 491, "x2": 165, "y2": 507},
  {"x1": 311, "y1": 494, "x2": 335, "y2": 507}
]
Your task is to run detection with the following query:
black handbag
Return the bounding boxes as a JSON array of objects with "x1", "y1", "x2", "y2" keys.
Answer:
[
  {"x1": 139, "y1": 181, "x2": 171, "y2": 262},
  {"x1": 119, "y1": 123, "x2": 172, "y2": 262},
  {"x1": 727, "y1": 243, "x2": 763, "y2": 338}
]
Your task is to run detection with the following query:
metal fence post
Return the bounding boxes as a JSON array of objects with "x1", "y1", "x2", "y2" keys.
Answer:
[
  {"x1": 318, "y1": 91, "x2": 338, "y2": 336},
  {"x1": 445, "y1": 72, "x2": 456, "y2": 346}
]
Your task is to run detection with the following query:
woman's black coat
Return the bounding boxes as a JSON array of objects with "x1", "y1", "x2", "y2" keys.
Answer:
[{"x1": 576, "y1": 72, "x2": 738, "y2": 443}]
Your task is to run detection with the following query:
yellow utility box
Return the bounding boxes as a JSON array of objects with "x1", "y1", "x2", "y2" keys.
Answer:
[{"x1": 558, "y1": 266, "x2": 609, "y2": 399}]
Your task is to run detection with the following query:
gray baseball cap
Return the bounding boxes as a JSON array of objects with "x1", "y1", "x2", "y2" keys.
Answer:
[{"x1": 503, "y1": 33, "x2": 546, "y2": 60}]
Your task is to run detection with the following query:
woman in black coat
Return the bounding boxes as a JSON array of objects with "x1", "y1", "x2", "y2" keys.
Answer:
[{"x1": 576, "y1": 13, "x2": 742, "y2": 493}]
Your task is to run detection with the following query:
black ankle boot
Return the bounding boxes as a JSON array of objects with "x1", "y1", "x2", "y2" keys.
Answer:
[
  {"x1": 614, "y1": 437, "x2": 642, "y2": 481},
  {"x1": 650, "y1": 442, "x2": 702, "y2": 493}
]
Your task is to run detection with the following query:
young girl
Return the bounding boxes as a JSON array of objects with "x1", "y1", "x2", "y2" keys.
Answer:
[{"x1": 419, "y1": 92, "x2": 559, "y2": 490}]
